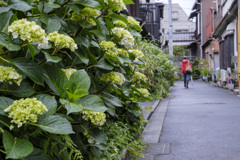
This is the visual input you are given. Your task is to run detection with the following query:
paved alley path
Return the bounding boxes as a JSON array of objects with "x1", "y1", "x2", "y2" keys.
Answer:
[{"x1": 157, "y1": 80, "x2": 240, "y2": 160}]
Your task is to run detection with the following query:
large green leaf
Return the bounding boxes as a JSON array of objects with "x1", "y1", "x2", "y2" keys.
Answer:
[
  {"x1": 0, "y1": 97, "x2": 13, "y2": 115},
  {"x1": 123, "y1": 0, "x2": 134, "y2": 4},
  {"x1": 77, "y1": 95, "x2": 108, "y2": 112},
  {"x1": 0, "y1": 7, "x2": 10, "y2": 14},
  {"x1": 89, "y1": 30, "x2": 106, "y2": 41},
  {"x1": 7, "y1": 80, "x2": 35, "y2": 97},
  {"x1": 9, "y1": 58, "x2": 45, "y2": 85},
  {"x1": 44, "y1": 65, "x2": 68, "y2": 98},
  {"x1": 25, "y1": 148, "x2": 52, "y2": 160},
  {"x1": 46, "y1": 18, "x2": 61, "y2": 34},
  {"x1": 101, "y1": 92, "x2": 123, "y2": 107},
  {"x1": 37, "y1": 115, "x2": 74, "y2": 134},
  {"x1": 43, "y1": 51, "x2": 62, "y2": 63},
  {"x1": 75, "y1": 37, "x2": 91, "y2": 48},
  {"x1": 34, "y1": 94, "x2": 57, "y2": 116},
  {"x1": 9, "y1": 1, "x2": 33, "y2": 11},
  {"x1": 74, "y1": 49, "x2": 89, "y2": 64},
  {"x1": 0, "y1": 12, "x2": 13, "y2": 32},
  {"x1": 0, "y1": 33, "x2": 21, "y2": 51},
  {"x1": 108, "y1": 13, "x2": 128, "y2": 24},
  {"x1": 95, "y1": 59, "x2": 114, "y2": 70},
  {"x1": 60, "y1": 99, "x2": 83, "y2": 115},
  {"x1": 3, "y1": 131, "x2": 34, "y2": 159},
  {"x1": 73, "y1": 0, "x2": 100, "y2": 8},
  {"x1": 66, "y1": 70, "x2": 91, "y2": 101}
]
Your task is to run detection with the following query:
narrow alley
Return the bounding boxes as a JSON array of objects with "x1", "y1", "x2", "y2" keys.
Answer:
[{"x1": 140, "y1": 80, "x2": 240, "y2": 160}]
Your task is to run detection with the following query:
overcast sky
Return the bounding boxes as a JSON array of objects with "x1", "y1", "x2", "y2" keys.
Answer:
[{"x1": 159, "y1": 0, "x2": 196, "y2": 16}]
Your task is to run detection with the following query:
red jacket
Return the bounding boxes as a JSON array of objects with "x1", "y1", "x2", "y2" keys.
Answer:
[{"x1": 181, "y1": 59, "x2": 192, "y2": 74}]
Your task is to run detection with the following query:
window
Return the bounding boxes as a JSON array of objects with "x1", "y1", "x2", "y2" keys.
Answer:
[{"x1": 172, "y1": 12, "x2": 178, "y2": 20}]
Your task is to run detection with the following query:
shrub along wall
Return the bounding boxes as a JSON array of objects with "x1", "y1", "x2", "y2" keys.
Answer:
[
  {"x1": 138, "y1": 40, "x2": 176, "y2": 99},
  {"x1": 0, "y1": 0, "x2": 152, "y2": 159}
]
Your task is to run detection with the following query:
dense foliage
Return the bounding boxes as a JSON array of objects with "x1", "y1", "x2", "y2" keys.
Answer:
[
  {"x1": 138, "y1": 40, "x2": 175, "y2": 99},
  {"x1": 0, "y1": 0, "x2": 151, "y2": 159}
]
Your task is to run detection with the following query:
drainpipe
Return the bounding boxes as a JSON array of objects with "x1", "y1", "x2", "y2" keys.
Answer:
[
  {"x1": 169, "y1": 0, "x2": 173, "y2": 55},
  {"x1": 238, "y1": 0, "x2": 240, "y2": 94},
  {"x1": 196, "y1": 0, "x2": 203, "y2": 59}
]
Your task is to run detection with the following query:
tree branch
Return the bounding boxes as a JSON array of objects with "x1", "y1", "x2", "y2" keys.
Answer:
[
  {"x1": 48, "y1": 0, "x2": 71, "y2": 15},
  {"x1": 96, "y1": 6, "x2": 110, "y2": 19},
  {"x1": 94, "y1": 81, "x2": 112, "y2": 95}
]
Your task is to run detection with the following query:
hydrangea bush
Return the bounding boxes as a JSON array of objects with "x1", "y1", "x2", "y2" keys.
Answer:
[{"x1": 0, "y1": 0, "x2": 153, "y2": 159}]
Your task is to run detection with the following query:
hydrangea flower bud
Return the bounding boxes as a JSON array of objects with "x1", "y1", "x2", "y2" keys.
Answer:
[
  {"x1": 132, "y1": 72, "x2": 147, "y2": 82},
  {"x1": 101, "y1": 71, "x2": 125, "y2": 85},
  {"x1": 0, "y1": 66, "x2": 22, "y2": 85},
  {"x1": 99, "y1": 41, "x2": 116, "y2": 50},
  {"x1": 62, "y1": 68, "x2": 77, "y2": 79},
  {"x1": 112, "y1": 27, "x2": 134, "y2": 48},
  {"x1": 4, "y1": 98, "x2": 48, "y2": 127},
  {"x1": 83, "y1": 130, "x2": 94, "y2": 143},
  {"x1": 117, "y1": 48, "x2": 129, "y2": 57},
  {"x1": 70, "y1": 12, "x2": 85, "y2": 21},
  {"x1": 137, "y1": 88, "x2": 150, "y2": 97},
  {"x1": 129, "y1": 49, "x2": 144, "y2": 59},
  {"x1": 47, "y1": 32, "x2": 77, "y2": 52},
  {"x1": 81, "y1": 110, "x2": 106, "y2": 126},
  {"x1": 8, "y1": 19, "x2": 48, "y2": 49},
  {"x1": 113, "y1": 20, "x2": 127, "y2": 28},
  {"x1": 0, "y1": 0, "x2": 7, "y2": 6}
]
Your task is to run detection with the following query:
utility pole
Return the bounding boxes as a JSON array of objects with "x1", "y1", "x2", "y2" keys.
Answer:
[
  {"x1": 168, "y1": 0, "x2": 173, "y2": 55},
  {"x1": 238, "y1": 0, "x2": 240, "y2": 95}
]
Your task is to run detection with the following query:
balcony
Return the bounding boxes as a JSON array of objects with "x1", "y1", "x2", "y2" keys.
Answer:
[{"x1": 165, "y1": 32, "x2": 195, "y2": 42}]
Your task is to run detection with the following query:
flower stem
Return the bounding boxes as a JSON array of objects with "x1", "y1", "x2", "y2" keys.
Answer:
[
  {"x1": 0, "y1": 120, "x2": 10, "y2": 128},
  {"x1": 97, "y1": 6, "x2": 110, "y2": 19},
  {"x1": 94, "y1": 81, "x2": 112, "y2": 95},
  {"x1": 17, "y1": 124, "x2": 25, "y2": 138}
]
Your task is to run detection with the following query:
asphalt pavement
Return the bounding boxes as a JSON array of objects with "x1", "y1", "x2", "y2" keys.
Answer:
[{"x1": 139, "y1": 80, "x2": 240, "y2": 160}]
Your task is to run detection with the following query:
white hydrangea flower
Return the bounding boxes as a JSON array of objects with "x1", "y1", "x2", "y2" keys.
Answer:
[
  {"x1": 132, "y1": 72, "x2": 147, "y2": 82},
  {"x1": 137, "y1": 88, "x2": 150, "y2": 97},
  {"x1": 47, "y1": 32, "x2": 77, "y2": 52},
  {"x1": 81, "y1": 110, "x2": 106, "y2": 126},
  {"x1": 8, "y1": 19, "x2": 48, "y2": 49},
  {"x1": 0, "y1": 66, "x2": 22, "y2": 85},
  {"x1": 112, "y1": 27, "x2": 134, "y2": 48},
  {"x1": 4, "y1": 98, "x2": 48, "y2": 127},
  {"x1": 128, "y1": 49, "x2": 144, "y2": 59},
  {"x1": 101, "y1": 71, "x2": 125, "y2": 85}
]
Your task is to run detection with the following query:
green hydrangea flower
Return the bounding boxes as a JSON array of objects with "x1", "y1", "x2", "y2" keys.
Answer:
[
  {"x1": 0, "y1": 66, "x2": 22, "y2": 85},
  {"x1": 99, "y1": 41, "x2": 116, "y2": 50},
  {"x1": 8, "y1": 19, "x2": 48, "y2": 49},
  {"x1": 71, "y1": 8, "x2": 99, "y2": 26},
  {"x1": 47, "y1": 32, "x2": 77, "y2": 52},
  {"x1": 137, "y1": 88, "x2": 150, "y2": 97},
  {"x1": 62, "y1": 68, "x2": 77, "y2": 79},
  {"x1": 0, "y1": 0, "x2": 7, "y2": 6},
  {"x1": 132, "y1": 72, "x2": 147, "y2": 82},
  {"x1": 81, "y1": 110, "x2": 106, "y2": 126},
  {"x1": 106, "y1": 50, "x2": 118, "y2": 56},
  {"x1": 81, "y1": 8, "x2": 99, "y2": 17},
  {"x1": 127, "y1": 16, "x2": 140, "y2": 26},
  {"x1": 113, "y1": 20, "x2": 127, "y2": 28},
  {"x1": 129, "y1": 49, "x2": 144, "y2": 59},
  {"x1": 101, "y1": 71, "x2": 125, "y2": 85},
  {"x1": 104, "y1": 0, "x2": 125, "y2": 12},
  {"x1": 112, "y1": 27, "x2": 134, "y2": 48},
  {"x1": 70, "y1": 12, "x2": 85, "y2": 21},
  {"x1": 4, "y1": 98, "x2": 48, "y2": 127},
  {"x1": 117, "y1": 48, "x2": 129, "y2": 57}
]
